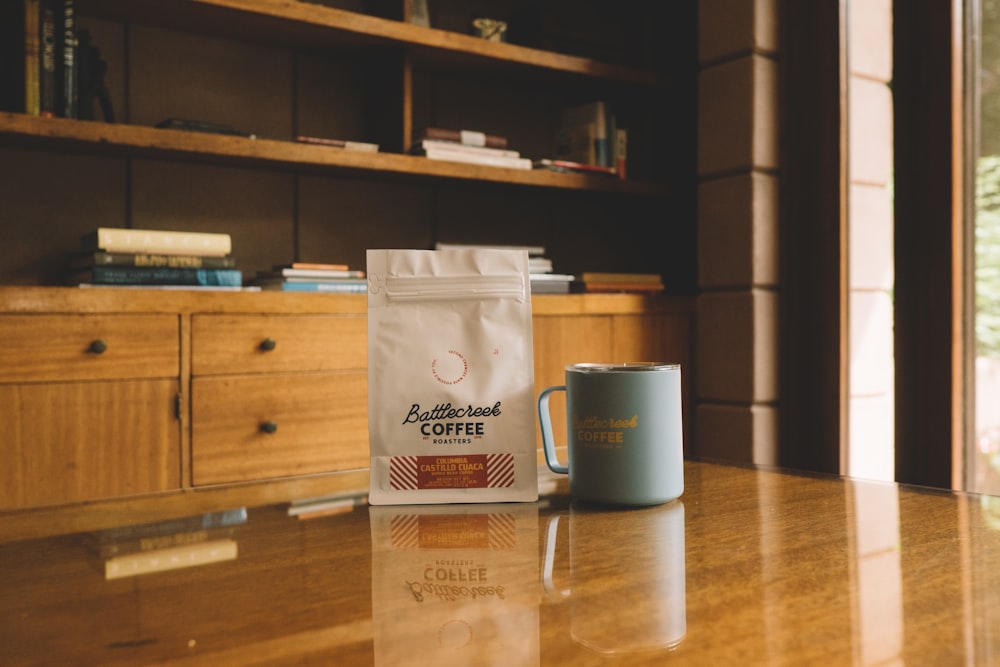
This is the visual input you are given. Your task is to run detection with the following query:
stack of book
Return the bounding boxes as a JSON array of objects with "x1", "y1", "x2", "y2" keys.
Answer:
[
  {"x1": 295, "y1": 135, "x2": 379, "y2": 152},
  {"x1": 574, "y1": 272, "x2": 664, "y2": 294},
  {"x1": 543, "y1": 100, "x2": 627, "y2": 179},
  {"x1": 434, "y1": 242, "x2": 575, "y2": 294},
  {"x1": 80, "y1": 508, "x2": 246, "y2": 580},
  {"x1": 67, "y1": 227, "x2": 243, "y2": 288},
  {"x1": 250, "y1": 262, "x2": 367, "y2": 293},
  {"x1": 411, "y1": 127, "x2": 532, "y2": 170}
]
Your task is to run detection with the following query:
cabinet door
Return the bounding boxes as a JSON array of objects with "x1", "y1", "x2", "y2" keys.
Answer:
[
  {"x1": 191, "y1": 372, "x2": 369, "y2": 485},
  {"x1": 0, "y1": 379, "x2": 182, "y2": 509}
]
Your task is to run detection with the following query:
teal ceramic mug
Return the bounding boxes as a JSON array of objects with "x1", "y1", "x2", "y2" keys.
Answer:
[{"x1": 538, "y1": 363, "x2": 684, "y2": 506}]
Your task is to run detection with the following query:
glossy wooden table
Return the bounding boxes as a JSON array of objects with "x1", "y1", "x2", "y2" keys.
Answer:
[{"x1": 2, "y1": 459, "x2": 1000, "y2": 665}]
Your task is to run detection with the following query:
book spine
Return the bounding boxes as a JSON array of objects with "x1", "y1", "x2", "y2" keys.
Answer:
[
  {"x1": 295, "y1": 135, "x2": 379, "y2": 152},
  {"x1": 84, "y1": 227, "x2": 233, "y2": 256},
  {"x1": 88, "y1": 526, "x2": 226, "y2": 558},
  {"x1": 434, "y1": 242, "x2": 547, "y2": 256},
  {"x1": 59, "y1": 0, "x2": 75, "y2": 118},
  {"x1": 94, "y1": 508, "x2": 248, "y2": 544},
  {"x1": 535, "y1": 159, "x2": 617, "y2": 175},
  {"x1": 554, "y1": 122, "x2": 596, "y2": 165},
  {"x1": 264, "y1": 281, "x2": 368, "y2": 293},
  {"x1": 282, "y1": 262, "x2": 349, "y2": 271},
  {"x1": 24, "y1": 0, "x2": 40, "y2": 114},
  {"x1": 83, "y1": 266, "x2": 243, "y2": 286},
  {"x1": 104, "y1": 539, "x2": 238, "y2": 579},
  {"x1": 81, "y1": 251, "x2": 237, "y2": 269},
  {"x1": 422, "y1": 147, "x2": 532, "y2": 170},
  {"x1": 278, "y1": 268, "x2": 365, "y2": 279},
  {"x1": 582, "y1": 282, "x2": 665, "y2": 293},
  {"x1": 414, "y1": 139, "x2": 520, "y2": 158},
  {"x1": 581, "y1": 272, "x2": 662, "y2": 283},
  {"x1": 420, "y1": 127, "x2": 508, "y2": 149},
  {"x1": 39, "y1": 0, "x2": 56, "y2": 117},
  {"x1": 615, "y1": 127, "x2": 627, "y2": 179}
]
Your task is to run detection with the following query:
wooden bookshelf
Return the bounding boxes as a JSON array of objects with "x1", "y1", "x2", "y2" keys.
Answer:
[
  {"x1": 0, "y1": 2, "x2": 690, "y2": 510},
  {"x1": 77, "y1": 0, "x2": 666, "y2": 86},
  {"x1": 0, "y1": 112, "x2": 666, "y2": 195}
]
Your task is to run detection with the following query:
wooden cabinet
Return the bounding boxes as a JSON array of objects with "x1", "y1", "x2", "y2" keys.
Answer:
[
  {"x1": 0, "y1": 312, "x2": 182, "y2": 509},
  {"x1": 0, "y1": 288, "x2": 693, "y2": 510}
]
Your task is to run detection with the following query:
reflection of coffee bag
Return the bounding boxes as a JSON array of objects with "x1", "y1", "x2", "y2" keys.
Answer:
[
  {"x1": 366, "y1": 249, "x2": 538, "y2": 505},
  {"x1": 370, "y1": 504, "x2": 540, "y2": 666}
]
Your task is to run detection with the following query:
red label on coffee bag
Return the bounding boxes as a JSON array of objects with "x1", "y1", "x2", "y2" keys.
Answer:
[{"x1": 389, "y1": 454, "x2": 514, "y2": 490}]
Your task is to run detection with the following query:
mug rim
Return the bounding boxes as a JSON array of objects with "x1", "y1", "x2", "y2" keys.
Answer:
[{"x1": 566, "y1": 362, "x2": 679, "y2": 372}]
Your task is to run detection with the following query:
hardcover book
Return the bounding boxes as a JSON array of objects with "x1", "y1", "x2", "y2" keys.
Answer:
[
  {"x1": 81, "y1": 227, "x2": 233, "y2": 257},
  {"x1": 411, "y1": 139, "x2": 521, "y2": 159},
  {"x1": 69, "y1": 250, "x2": 237, "y2": 270},
  {"x1": 104, "y1": 539, "x2": 238, "y2": 579},
  {"x1": 434, "y1": 242, "x2": 546, "y2": 256},
  {"x1": 59, "y1": 0, "x2": 76, "y2": 118},
  {"x1": 577, "y1": 281, "x2": 665, "y2": 294},
  {"x1": 420, "y1": 146, "x2": 532, "y2": 170},
  {"x1": 262, "y1": 267, "x2": 365, "y2": 280},
  {"x1": 580, "y1": 271, "x2": 663, "y2": 284},
  {"x1": 557, "y1": 101, "x2": 609, "y2": 166},
  {"x1": 67, "y1": 266, "x2": 243, "y2": 286},
  {"x1": 256, "y1": 279, "x2": 368, "y2": 293},
  {"x1": 85, "y1": 508, "x2": 247, "y2": 550},
  {"x1": 533, "y1": 158, "x2": 617, "y2": 176},
  {"x1": 295, "y1": 135, "x2": 379, "y2": 152},
  {"x1": 39, "y1": 0, "x2": 56, "y2": 117},
  {"x1": 273, "y1": 262, "x2": 349, "y2": 271},
  {"x1": 24, "y1": 0, "x2": 39, "y2": 114},
  {"x1": 416, "y1": 126, "x2": 508, "y2": 149}
]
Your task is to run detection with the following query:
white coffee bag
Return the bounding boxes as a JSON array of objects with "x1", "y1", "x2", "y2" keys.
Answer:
[{"x1": 367, "y1": 248, "x2": 538, "y2": 504}]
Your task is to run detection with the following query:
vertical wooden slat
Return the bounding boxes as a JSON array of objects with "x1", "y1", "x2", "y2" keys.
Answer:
[
  {"x1": 778, "y1": 0, "x2": 847, "y2": 475},
  {"x1": 893, "y1": 0, "x2": 961, "y2": 489}
]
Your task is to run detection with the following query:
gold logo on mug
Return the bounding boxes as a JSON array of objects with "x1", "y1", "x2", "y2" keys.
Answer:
[{"x1": 572, "y1": 414, "x2": 639, "y2": 448}]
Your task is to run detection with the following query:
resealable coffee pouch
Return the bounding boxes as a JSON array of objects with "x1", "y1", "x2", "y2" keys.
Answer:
[{"x1": 366, "y1": 248, "x2": 538, "y2": 505}]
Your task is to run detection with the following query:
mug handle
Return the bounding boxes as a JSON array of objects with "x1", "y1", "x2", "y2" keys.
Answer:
[{"x1": 538, "y1": 385, "x2": 569, "y2": 474}]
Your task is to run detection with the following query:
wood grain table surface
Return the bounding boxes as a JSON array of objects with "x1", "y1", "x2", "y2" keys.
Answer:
[{"x1": 2, "y1": 459, "x2": 998, "y2": 665}]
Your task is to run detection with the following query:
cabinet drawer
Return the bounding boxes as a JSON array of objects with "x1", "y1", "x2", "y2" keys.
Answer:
[
  {"x1": 191, "y1": 314, "x2": 367, "y2": 376},
  {"x1": 0, "y1": 379, "x2": 182, "y2": 509},
  {"x1": 191, "y1": 372, "x2": 369, "y2": 485},
  {"x1": 0, "y1": 314, "x2": 179, "y2": 383}
]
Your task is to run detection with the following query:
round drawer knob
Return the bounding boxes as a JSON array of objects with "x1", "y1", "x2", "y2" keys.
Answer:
[
  {"x1": 259, "y1": 337, "x2": 277, "y2": 352},
  {"x1": 260, "y1": 420, "x2": 278, "y2": 434},
  {"x1": 88, "y1": 339, "x2": 107, "y2": 354}
]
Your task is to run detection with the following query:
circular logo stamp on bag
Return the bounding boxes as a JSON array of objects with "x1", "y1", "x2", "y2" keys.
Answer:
[{"x1": 432, "y1": 350, "x2": 468, "y2": 384}]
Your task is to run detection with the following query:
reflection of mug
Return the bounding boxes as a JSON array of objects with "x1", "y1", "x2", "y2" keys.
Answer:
[
  {"x1": 543, "y1": 501, "x2": 686, "y2": 654},
  {"x1": 538, "y1": 363, "x2": 684, "y2": 506}
]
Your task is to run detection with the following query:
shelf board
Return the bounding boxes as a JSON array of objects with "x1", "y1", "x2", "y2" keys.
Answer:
[
  {"x1": 76, "y1": 0, "x2": 665, "y2": 88},
  {"x1": 0, "y1": 286, "x2": 693, "y2": 317},
  {"x1": 0, "y1": 113, "x2": 667, "y2": 196}
]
